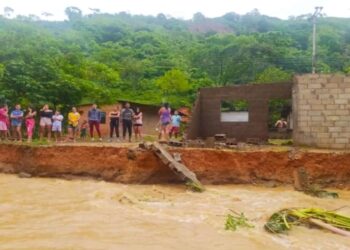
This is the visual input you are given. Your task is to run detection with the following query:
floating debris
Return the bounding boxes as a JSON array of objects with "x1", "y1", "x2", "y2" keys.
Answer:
[
  {"x1": 225, "y1": 211, "x2": 254, "y2": 231},
  {"x1": 265, "y1": 208, "x2": 350, "y2": 236},
  {"x1": 293, "y1": 167, "x2": 338, "y2": 199},
  {"x1": 304, "y1": 186, "x2": 339, "y2": 199}
]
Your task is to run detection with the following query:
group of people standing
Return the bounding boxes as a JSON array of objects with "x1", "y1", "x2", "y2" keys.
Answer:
[
  {"x1": 0, "y1": 103, "x2": 87, "y2": 142},
  {"x1": 158, "y1": 103, "x2": 182, "y2": 141},
  {"x1": 0, "y1": 102, "x2": 182, "y2": 143},
  {"x1": 108, "y1": 102, "x2": 143, "y2": 142}
]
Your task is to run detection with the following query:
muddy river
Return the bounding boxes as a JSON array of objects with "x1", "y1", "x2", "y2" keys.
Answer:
[{"x1": 0, "y1": 174, "x2": 349, "y2": 250}]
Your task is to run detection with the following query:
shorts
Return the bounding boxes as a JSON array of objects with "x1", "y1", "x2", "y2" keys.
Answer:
[
  {"x1": 11, "y1": 120, "x2": 22, "y2": 127},
  {"x1": 68, "y1": 124, "x2": 78, "y2": 131},
  {"x1": 0, "y1": 121, "x2": 7, "y2": 131},
  {"x1": 40, "y1": 117, "x2": 52, "y2": 126},
  {"x1": 52, "y1": 122, "x2": 62, "y2": 132},
  {"x1": 161, "y1": 121, "x2": 170, "y2": 126},
  {"x1": 80, "y1": 128, "x2": 87, "y2": 137},
  {"x1": 134, "y1": 123, "x2": 142, "y2": 127},
  {"x1": 170, "y1": 126, "x2": 180, "y2": 134}
]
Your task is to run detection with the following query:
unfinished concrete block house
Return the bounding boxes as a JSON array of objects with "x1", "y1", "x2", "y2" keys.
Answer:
[{"x1": 187, "y1": 74, "x2": 350, "y2": 149}]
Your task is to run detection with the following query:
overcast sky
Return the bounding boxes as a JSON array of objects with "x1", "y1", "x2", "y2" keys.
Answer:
[{"x1": 1, "y1": 0, "x2": 349, "y2": 20}]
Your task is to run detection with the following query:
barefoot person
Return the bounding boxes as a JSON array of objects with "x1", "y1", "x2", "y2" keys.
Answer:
[
  {"x1": 88, "y1": 104, "x2": 102, "y2": 141},
  {"x1": 158, "y1": 103, "x2": 171, "y2": 141},
  {"x1": 10, "y1": 104, "x2": 24, "y2": 141},
  {"x1": 52, "y1": 111, "x2": 64, "y2": 142},
  {"x1": 39, "y1": 104, "x2": 53, "y2": 141},
  {"x1": 109, "y1": 105, "x2": 120, "y2": 142},
  {"x1": 133, "y1": 107, "x2": 143, "y2": 141},
  {"x1": 25, "y1": 107, "x2": 37, "y2": 142},
  {"x1": 67, "y1": 107, "x2": 80, "y2": 142},
  {"x1": 0, "y1": 104, "x2": 9, "y2": 140},
  {"x1": 121, "y1": 102, "x2": 134, "y2": 142},
  {"x1": 170, "y1": 110, "x2": 181, "y2": 139}
]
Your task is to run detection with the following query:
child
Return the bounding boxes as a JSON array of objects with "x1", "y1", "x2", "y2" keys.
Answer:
[
  {"x1": 10, "y1": 104, "x2": 24, "y2": 141},
  {"x1": 52, "y1": 111, "x2": 64, "y2": 142},
  {"x1": 80, "y1": 120, "x2": 88, "y2": 140},
  {"x1": 170, "y1": 110, "x2": 181, "y2": 139},
  {"x1": 0, "y1": 104, "x2": 8, "y2": 140}
]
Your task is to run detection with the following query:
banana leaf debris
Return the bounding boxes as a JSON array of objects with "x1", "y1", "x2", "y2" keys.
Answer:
[{"x1": 264, "y1": 208, "x2": 350, "y2": 237}]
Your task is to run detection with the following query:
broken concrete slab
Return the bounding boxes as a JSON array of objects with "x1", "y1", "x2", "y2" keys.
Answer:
[{"x1": 151, "y1": 142, "x2": 203, "y2": 189}]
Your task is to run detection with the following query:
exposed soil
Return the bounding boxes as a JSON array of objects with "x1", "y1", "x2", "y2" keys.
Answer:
[{"x1": 0, "y1": 144, "x2": 350, "y2": 187}]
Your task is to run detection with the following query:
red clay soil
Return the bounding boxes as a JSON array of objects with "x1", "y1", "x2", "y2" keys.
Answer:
[{"x1": 0, "y1": 144, "x2": 349, "y2": 187}]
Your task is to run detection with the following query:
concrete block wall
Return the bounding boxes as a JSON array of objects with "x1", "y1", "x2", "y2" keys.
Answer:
[{"x1": 293, "y1": 74, "x2": 350, "y2": 149}]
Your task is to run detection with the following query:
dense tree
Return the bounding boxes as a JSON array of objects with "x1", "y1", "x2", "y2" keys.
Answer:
[
  {"x1": 65, "y1": 6, "x2": 83, "y2": 21},
  {"x1": 0, "y1": 10, "x2": 349, "y2": 109},
  {"x1": 256, "y1": 67, "x2": 292, "y2": 83},
  {"x1": 156, "y1": 69, "x2": 190, "y2": 95}
]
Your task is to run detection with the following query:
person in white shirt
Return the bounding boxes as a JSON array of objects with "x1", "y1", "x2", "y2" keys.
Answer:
[{"x1": 52, "y1": 111, "x2": 64, "y2": 142}]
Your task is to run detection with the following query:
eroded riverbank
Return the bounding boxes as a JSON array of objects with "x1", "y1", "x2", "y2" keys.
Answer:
[
  {"x1": 0, "y1": 143, "x2": 350, "y2": 187},
  {"x1": 0, "y1": 174, "x2": 349, "y2": 250}
]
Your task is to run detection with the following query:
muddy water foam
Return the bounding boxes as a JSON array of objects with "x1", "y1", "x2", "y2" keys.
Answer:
[{"x1": 0, "y1": 174, "x2": 349, "y2": 250}]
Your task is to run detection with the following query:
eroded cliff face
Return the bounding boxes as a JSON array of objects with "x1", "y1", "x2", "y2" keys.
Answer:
[{"x1": 0, "y1": 144, "x2": 349, "y2": 187}]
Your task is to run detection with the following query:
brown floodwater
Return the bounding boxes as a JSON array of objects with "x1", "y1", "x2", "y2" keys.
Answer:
[{"x1": 0, "y1": 174, "x2": 349, "y2": 250}]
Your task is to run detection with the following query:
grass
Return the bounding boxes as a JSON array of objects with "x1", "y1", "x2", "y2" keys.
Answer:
[
  {"x1": 186, "y1": 181, "x2": 205, "y2": 192},
  {"x1": 142, "y1": 135, "x2": 157, "y2": 142},
  {"x1": 268, "y1": 139, "x2": 293, "y2": 146},
  {"x1": 0, "y1": 139, "x2": 52, "y2": 147},
  {"x1": 27, "y1": 139, "x2": 51, "y2": 146}
]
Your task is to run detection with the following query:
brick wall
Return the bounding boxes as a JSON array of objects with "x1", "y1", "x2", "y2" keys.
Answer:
[
  {"x1": 187, "y1": 91, "x2": 201, "y2": 139},
  {"x1": 293, "y1": 74, "x2": 350, "y2": 149},
  {"x1": 187, "y1": 82, "x2": 292, "y2": 141}
]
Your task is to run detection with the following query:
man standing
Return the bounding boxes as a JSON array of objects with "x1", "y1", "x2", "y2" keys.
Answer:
[
  {"x1": 10, "y1": 104, "x2": 23, "y2": 141},
  {"x1": 88, "y1": 103, "x2": 102, "y2": 141},
  {"x1": 121, "y1": 102, "x2": 134, "y2": 142}
]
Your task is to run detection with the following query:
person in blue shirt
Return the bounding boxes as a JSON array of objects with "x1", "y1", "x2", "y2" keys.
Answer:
[
  {"x1": 88, "y1": 103, "x2": 102, "y2": 141},
  {"x1": 170, "y1": 110, "x2": 181, "y2": 139},
  {"x1": 10, "y1": 104, "x2": 24, "y2": 141}
]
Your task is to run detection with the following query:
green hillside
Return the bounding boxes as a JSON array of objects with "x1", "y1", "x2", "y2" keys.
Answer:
[{"x1": 0, "y1": 8, "x2": 349, "y2": 108}]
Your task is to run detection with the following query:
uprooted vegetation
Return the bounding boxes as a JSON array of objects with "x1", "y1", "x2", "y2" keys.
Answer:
[
  {"x1": 265, "y1": 208, "x2": 350, "y2": 236},
  {"x1": 225, "y1": 211, "x2": 254, "y2": 231}
]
